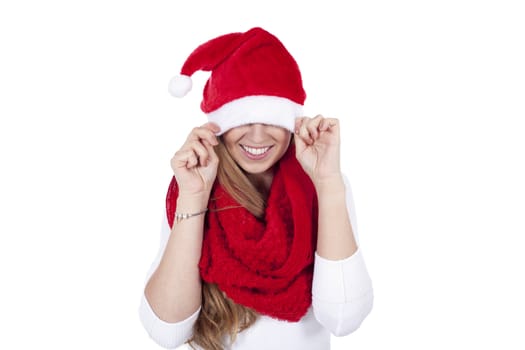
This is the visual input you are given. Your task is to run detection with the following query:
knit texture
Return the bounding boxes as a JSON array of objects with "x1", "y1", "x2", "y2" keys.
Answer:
[
  {"x1": 179, "y1": 27, "x2": 306, "y2": 113},
  {"x1": 166, "y1": 145, "x2": 318, "y2": 322},
  {"x1": 169, "y1": 27, "x2": 306, "y2": 135}
]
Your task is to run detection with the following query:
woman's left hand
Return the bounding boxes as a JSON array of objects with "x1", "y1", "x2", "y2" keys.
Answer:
[{"x1": 294, "y1": 115, "x2": 341, "y2": 184}]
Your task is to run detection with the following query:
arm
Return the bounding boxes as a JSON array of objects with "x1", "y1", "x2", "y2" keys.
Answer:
[
  {"x1": 139, "y1": 123, "x2": 220, "y2": 348},
  {"x1": 315, "y1": 174, "x2": 357, "y2": 260},
  {"x1": 139, "y1": 193, "x2": 208, "y2": 349},
  {"x1": 144, "y1": 192, "x2": 208, "y2": 323},
  {"x1": 294, "y1": 115, "x2": 360, "y2": 260},
  {"x1": 312, "y1": 175, "x2": 373, "y2": 336}
]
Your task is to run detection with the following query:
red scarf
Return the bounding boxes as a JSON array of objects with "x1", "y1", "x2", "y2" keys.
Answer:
[{"x1": 166, "y1": 145, "x2": 318, "y2": 322}]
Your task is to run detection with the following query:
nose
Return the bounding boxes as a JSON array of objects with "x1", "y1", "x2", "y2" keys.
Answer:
[{"x1": 246, "y1": 123, "x2": 267, "y2": 142}]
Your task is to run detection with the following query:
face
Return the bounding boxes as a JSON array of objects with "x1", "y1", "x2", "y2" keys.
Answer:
[{"x1": 222, "y1": 123, "x2": 292, "y2": 175}]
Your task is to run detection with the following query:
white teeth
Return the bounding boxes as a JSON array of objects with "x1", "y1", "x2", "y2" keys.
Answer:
[{"x1": 241, "y1": 145, "x2": 270, "y2": 156}]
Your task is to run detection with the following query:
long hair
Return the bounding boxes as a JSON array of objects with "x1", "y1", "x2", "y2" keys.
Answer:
[{"x1": 188, "y1": 138, "x2": 263, "y2": 350}]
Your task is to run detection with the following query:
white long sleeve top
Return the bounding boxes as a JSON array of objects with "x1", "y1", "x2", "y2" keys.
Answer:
[{"x1": 139, "y1": 176, "x2": 373, "y2": 349}]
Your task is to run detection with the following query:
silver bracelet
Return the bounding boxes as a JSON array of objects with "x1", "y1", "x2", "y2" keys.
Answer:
[{"x1": 175, "y1": 208, "x2": 208, "y2": 223}]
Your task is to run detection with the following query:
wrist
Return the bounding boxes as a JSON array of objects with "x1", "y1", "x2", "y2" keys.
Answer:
[
  {"x1": 176, "y1": 192, "x2": 210, "y2": 212},
  {"x1": 314, "y1": 173, "x2": 345, "y2": 195}
]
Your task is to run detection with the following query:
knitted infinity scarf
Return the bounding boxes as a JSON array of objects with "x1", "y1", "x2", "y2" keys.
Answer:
[{"x1": 166, "y1": 145, "x2": 318, "y2": 322}]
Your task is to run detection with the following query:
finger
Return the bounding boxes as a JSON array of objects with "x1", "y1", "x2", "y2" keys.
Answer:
[
  {"x1": 306, "y1": 115, "x2": 324, "y2": 140},
  {"x1": 186, "y1": 126, "x2": 219, "y2": 146},
  {"x1": 298, "y1": 118, "x2": 314, "y2": 145},
  {"x1": 294, "y1": 117, "x2": 307, "y2": 134},
  {"x1": 185, "y1": 151, "x2": 199, "y2": 169},
  {"x1": 203, "y1": 122, "x2": 221, "y2": 134},
  {"x1": 188, "y1": 140, "x2": 210, "y2": 167},
  {"x1": 186, "y1": 127, "x2": 218, "y2": 146},
  {"x1": 172, "y1": 149, "x2": 198, "y2": 169},
  {"x1": 293, "y1": 133, "x2": 306, "y2": 154},
  {"x1": 202, "y1": 139, "x2": 218, "y2": 164},
  {"x1": 319, "y1": 118, "x2": 339, "y2": 132},
  {"x1": 319, "y1": 118, "x2": 329, "y2": 132}
]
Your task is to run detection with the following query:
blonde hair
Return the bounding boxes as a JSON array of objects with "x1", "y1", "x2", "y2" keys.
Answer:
[{"x1": 188, "y1": 138, "x2": 263, "y2": 350}]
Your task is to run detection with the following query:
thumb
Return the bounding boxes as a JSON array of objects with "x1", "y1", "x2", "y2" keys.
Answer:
[
  {"x1": 294, "y1": 116, "x2": 310, "y2": 156},
  {"x1": 203, "y1": 140, "x2": 219, "y2": 164},
  {"x1": 293, "y1": 133, "x2": 307, "y2": 157}
]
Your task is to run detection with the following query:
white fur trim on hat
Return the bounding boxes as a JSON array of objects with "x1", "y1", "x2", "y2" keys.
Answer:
[{"x1": 207, "y1": 95, "x2": 303, "y2": 135}]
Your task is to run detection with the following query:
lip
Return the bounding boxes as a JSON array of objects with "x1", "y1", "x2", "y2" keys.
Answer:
[{"x1": 239, "y1": 144, "x2": 273, "y2": 160}]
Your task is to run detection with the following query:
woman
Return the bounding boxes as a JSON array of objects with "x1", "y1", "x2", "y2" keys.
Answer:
[{"x1": 139, "y1": 27, "x2": 373, "y2": 350}]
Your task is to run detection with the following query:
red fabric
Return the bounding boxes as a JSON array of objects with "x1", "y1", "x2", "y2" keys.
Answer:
[
  {"x1": 166, "y1": 146, "x2": 318, "y2": 322},
  {"x1": 178, "y1": 27, "x2": 306, "y2": 113}
]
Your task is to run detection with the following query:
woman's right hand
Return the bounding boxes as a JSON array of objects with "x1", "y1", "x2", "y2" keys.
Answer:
[{"x1": 170, "y1": 123, "x2": 221, "y2": 196}]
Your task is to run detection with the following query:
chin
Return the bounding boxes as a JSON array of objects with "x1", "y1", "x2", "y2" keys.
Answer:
[{"x1": 238, "y1": 161, "x2": 274, "y2": 175}]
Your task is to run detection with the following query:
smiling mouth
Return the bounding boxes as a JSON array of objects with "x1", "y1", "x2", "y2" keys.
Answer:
[{"x1": 240, "y1": 144, "x2": 272, "y2": 157}]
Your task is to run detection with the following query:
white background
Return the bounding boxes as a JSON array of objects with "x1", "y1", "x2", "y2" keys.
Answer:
[{"x1": 1, "y1": 1, "x2": 524, "y2": 349}]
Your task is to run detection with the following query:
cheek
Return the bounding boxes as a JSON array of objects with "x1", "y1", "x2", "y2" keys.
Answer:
[
  {"x1": 277, "y1": 133, "x2": 292, "y2": 149},
  {"x1": 226, "y1": 142, "x2": 240, "y2": 158},
  {"x1": 221, "y1": 135, "x2": 239, "y2": 152},
  {"x1": 271, "y1": 135, "x2": 292, "y2": 160}
]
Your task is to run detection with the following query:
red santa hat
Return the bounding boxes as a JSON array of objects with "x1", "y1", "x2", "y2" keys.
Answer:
[{"x1": 168, "y1": 27, "x2": 306, "y2": 135}]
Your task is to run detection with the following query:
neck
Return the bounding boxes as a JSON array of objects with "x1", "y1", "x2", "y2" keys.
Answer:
[{"x1": 247, "y1": 168, "x2": 274, "y2": 199}]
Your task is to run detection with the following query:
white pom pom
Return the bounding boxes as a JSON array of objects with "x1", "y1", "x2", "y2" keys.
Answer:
[{"x1": 168, "y1": 74, "x2": 192, "y2": 97}]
